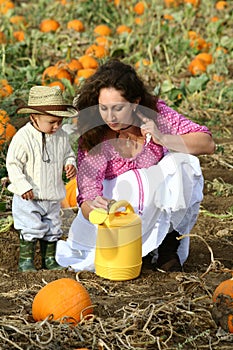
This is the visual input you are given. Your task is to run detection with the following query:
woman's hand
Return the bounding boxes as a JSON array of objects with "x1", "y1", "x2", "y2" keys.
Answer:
[
  {"x1": 22, "y1": 189, "x2": 34, "y2": 200},
  {"x1": 136, "y1": 109, "x2": 163, "y2": 145},
  {"x1": 81, "y1": 196, "x2": 113, "y2": 220},
  {"x1": 86, "y1": 196, "x2": 109, "y2": 211}
]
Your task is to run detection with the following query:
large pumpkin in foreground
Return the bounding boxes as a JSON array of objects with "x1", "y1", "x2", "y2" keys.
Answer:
[
  {"x1": 32, "y1": 278, "x2": 93, "y2": 324},
  {"x1": 212, "y1": 277, "x2": 233, "y2": 333}
]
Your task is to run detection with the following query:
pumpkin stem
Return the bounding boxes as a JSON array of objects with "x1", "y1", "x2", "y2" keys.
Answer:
[{"x1": 66, "y1": 43, "x2": 72, "y2": 62}]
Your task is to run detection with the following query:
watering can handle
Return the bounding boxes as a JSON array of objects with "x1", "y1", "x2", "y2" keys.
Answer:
[{"x1": 109, "y1": 200, "x2": 134, "y2": 216}]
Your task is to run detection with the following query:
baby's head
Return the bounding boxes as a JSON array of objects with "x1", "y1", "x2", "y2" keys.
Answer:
[
  {"x1": 17, "y1": 86, "x2": 78, "y2": 133},
  {"x1": 29, "y1": 113, "x2": 64, "y2": 134}
]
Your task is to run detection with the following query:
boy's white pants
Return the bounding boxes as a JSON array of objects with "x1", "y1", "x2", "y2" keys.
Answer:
[{"x1": 12, "y1": 196, "x2": 62, "y2": 242}]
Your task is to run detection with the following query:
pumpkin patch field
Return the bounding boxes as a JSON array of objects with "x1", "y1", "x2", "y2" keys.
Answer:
[{"x1": 0, "y1": 0, "x2": 233, "y2": 349}]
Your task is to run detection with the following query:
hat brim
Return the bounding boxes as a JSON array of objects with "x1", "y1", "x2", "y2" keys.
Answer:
[{"x1": 16, "y1": 106, "x2": 78, "y2": 118}]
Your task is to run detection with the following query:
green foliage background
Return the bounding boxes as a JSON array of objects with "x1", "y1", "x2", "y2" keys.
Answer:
[{"x1": 0, "y1": 0, "x2": 232, "y2": 179}]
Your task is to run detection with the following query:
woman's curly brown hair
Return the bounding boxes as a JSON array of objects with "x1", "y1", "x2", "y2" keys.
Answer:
[{"x1": 74, "y1": 59, "x2": 158, "y2": 151}]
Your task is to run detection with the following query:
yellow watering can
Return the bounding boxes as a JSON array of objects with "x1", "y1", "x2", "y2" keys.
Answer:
[{"x1": 89, "y1": 200, "x2": 142, "y2": 281}]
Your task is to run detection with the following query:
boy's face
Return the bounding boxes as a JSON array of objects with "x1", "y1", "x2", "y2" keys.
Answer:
[{"x1": 30, "y1": 114, "x2": 63, "y2": 134}]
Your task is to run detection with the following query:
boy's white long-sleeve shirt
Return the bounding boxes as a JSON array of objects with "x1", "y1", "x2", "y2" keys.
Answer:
[{"x1": 6, "y1": 122, "x2": 77, "y2": 201}]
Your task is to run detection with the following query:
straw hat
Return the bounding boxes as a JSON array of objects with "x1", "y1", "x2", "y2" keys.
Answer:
[{"x1": 16, "y1": 86, "x2": 78, "y2": 118}]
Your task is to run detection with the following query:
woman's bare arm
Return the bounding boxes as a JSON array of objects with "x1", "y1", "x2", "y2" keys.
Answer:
[{"x1": 160, "y1": 132, "x2": 216, "y2": 155}]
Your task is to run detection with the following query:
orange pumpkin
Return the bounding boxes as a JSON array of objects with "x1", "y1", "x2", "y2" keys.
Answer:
[
  {"x1": 55, "y1": 68, "x2": 73, "y2": 82},
  {"x1": 93, "y1": 24, "x2": 111, "y2": 36},
  {"x1": 55, "y1": 59, "x2": 83, "y2": 73},
  {"x1": 188, "y1": 58, "x2": 207, "y2": 75},
  {"x1": 0, "y1": 0, "x2": 14, "y2": 15},
  {"x1": 47, "y1": 81, "x2": 65, "y2": 91},
  {"x1": 42, "y1": 65, "x2": 72, "y2": 85},
  {"x1": 0, "y1": 123, "x2": 16, "y2": 146},
  {"x1": 67, "y1": 19, "x2": 85, "y2": 32},
  {"x1": 13, "y1": 31, "x2": 25, "y2": 42},
  {"x1": 116, "y1": 25, "x2": 132, "y2": 34},
  {"x1": 74, "y1": 69, "x2": 96, "y2": 84},
  {"x1": 195, "y1": 53, "x2": 213, "y2": 65},
  {"x1": 85, "y1": 44, "x2": 108, "y2": 58},
  {"x1": 163, "y1": 14, "x2": 174, "y2": 21},
  {"x1": 215, "y1": 1, "x2": 228, "y2": 10},
  {"x1": 61, "y1": 178, "x2": 77, "y2": 208},
  {"x1": 0, "y1": 109, "x2": 10, "y2": 124},
  {"x1": 210, "y1": 16, "x2": 219, "y2": 22},
  {"x1": 212, "y1": 74, "x2": 224, "y2": 83},
  {"x1": 95, "y1": 36, "x2": 111, "y2": 48},
  {"x1": 66, "y1": 59, "x2": 83, "y2": 72},
  {"x1": 188, "y1": 30, "x2": 199, "y2": 40},
  {"x1": 42, "y1": 65, "x2": 59, "y2": 83},
  {"x1": 184, "y1": 0, "x2": 200, "y2": 6},
  {"x1": 0, "y1": 79, "x2": 13, "y2": 98},
  {"x1": 32, "y1": 278, "x2": 93, "y2": 324},
  {"x1": 0, "y1": 31, "x2": 6, "y2": 44},
  {"x1": 187, "y1": 31, "x2": 211, "y2": 52},
  {"x1": 212, "y1": 277, "x2": 233, "y2": 333},
  {"x1": 78, "y1": 55, "x2": 98, "y2": 69},
  {"x1": 189, "y1": 36, "x2": 210, "y2": 51},
  {"x1": 113, "y1": 0, "x2": 121, "y2": 6},
  {"x1": 188, "y1": 53, "x2": 213, "y2": 76},
  {"x1": 134, "y1": 17, "x2": 143, "y2": 25},
  {"x1": 135, "y1": 58, "x2": 151, "y2": 69},
  {"x1": 216, "y1": 46, "x2": 228, "y2": 54},
  {"x1": 39, "y1": 19, "x2": 60, "y2": 33},
  {"x1": 163, "y1": 0, "x2": 181, "y2": 7},
  {"x1": 10, "y1": 15, "x2": 27, "y2": 26},
  {"x1": 133, "y1": 1, "x2": 145, "y2": 15}
]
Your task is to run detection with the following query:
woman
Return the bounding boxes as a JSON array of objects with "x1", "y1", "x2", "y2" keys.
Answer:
[{"x1": 56, "y1": 59, "x2": 215, "y2": 272}]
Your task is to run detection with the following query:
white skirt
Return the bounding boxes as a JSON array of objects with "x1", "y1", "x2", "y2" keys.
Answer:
[{"x1": 56, "y1": 153, "x2": 204, "y2": 271}]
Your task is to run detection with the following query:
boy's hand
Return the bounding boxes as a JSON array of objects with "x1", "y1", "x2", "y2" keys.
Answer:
[
  {"x1": 22, "y1": 189, "x2": 34, "y2": 200},
  {"x1": 65, "y1": 164, "x2": 77, "y2": 179}
]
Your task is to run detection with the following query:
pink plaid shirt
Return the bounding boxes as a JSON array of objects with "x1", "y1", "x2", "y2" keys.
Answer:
[{"x1": 77, "y1": 100, "x2": 210, "y2": 205}]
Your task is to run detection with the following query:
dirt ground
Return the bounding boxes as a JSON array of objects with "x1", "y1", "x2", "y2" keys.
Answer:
[{"x1": 0, "y1": 137, "x2": 232, "y2": 349}]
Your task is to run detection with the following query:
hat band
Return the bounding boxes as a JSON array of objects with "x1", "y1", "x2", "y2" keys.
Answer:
[{"x1": 28, "y1": 105, "x2": 71, "y2": 111}]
